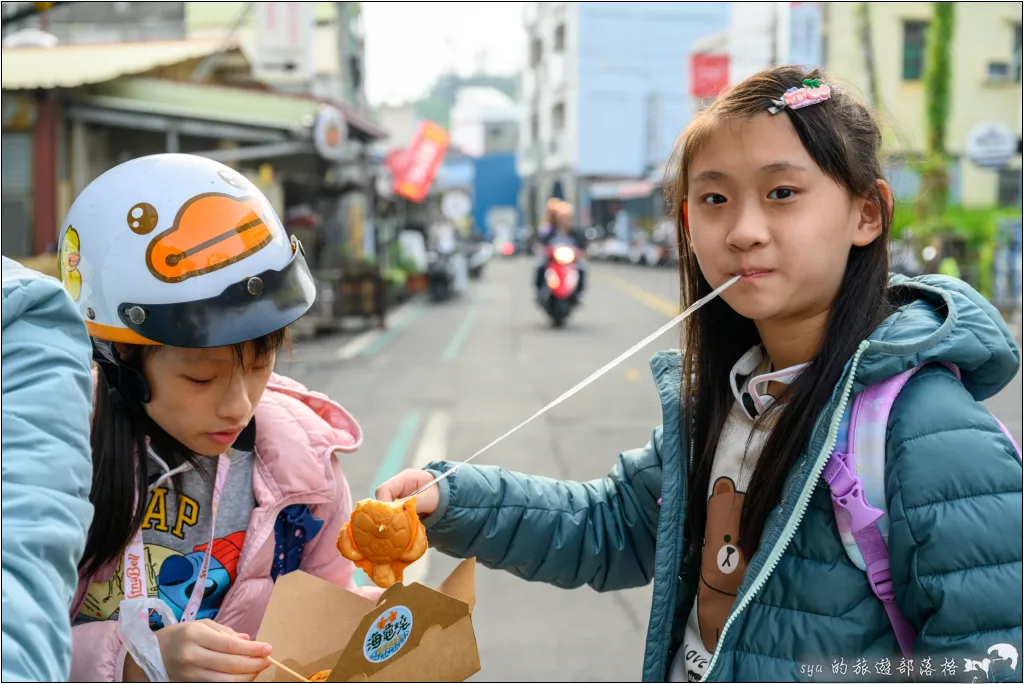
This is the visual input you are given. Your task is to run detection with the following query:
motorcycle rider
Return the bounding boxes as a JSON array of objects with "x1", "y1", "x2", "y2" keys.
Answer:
[{"x1": 534, "y1": 200, "x2": 587, "y2": 301}]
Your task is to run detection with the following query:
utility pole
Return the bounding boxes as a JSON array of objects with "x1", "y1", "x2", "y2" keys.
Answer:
[
  {"x1": 646, "y1": 89, "x2": 660, "y2": 176},
  {"x1": 533, "y1": 4, "x2": 546, "y2": 225}
]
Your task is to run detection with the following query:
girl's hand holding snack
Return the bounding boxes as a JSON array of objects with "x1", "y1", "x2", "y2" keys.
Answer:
[
  {"x1": 375, "y1": 469, "x2": 440, "y2": 517},
  {"x1": 123, "y1": 620, "x2": 272, "y2": 683}
]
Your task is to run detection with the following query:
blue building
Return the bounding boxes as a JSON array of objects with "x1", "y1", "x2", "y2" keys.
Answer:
[
  {"x1": 517, "y1": 1, "x2": 730, "y2": 229},
  {"x1": 472, "y1": 152, "x2": 521, "y2": 240}
]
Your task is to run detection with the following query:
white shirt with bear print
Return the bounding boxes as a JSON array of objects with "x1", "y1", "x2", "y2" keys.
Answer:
[{"x1": 669, "y1": 352, "x2": 781, "y2": 682}]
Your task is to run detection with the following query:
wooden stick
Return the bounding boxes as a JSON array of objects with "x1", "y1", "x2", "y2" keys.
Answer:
[{"x1": 266, "y1": 656, "x2": 311, "y2": 683}]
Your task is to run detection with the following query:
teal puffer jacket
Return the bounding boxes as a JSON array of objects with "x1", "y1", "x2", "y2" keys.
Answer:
[
  {"x1": 422, "y1": 275, "x2": 1023, "y2": 682},
  {"x1": 1, "y1": 257, "x2": 95, "y2": 682}
]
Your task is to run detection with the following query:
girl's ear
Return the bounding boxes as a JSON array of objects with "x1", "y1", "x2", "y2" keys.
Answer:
[
  {"x1": 680, "y1": 202, "x2": 695, "y2": 252},
  {"x1": 851, "y1": 179, "x2": 892, "y2": 247}
]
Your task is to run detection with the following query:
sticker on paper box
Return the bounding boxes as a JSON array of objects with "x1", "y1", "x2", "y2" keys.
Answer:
[{"x1": 363, "y1": 606, "x2": 413, "y2": 663}]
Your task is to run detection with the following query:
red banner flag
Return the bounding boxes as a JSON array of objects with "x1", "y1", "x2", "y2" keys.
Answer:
[{"x1": 393, "y1": 121, "x2": 449, "y2": 203}]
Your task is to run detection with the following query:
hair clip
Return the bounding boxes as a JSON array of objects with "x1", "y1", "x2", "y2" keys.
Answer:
[{"x1": 768, "y1": 78, "x2": 832, "y2": 114}]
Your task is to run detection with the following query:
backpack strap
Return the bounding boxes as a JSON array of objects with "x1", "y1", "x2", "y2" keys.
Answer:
[
  {"x1": 824, "y1": 362, "x2": 1022, "y2": 660},
  {"x1": 822, "y1": 365, "x2": 934, "y2": 658}
]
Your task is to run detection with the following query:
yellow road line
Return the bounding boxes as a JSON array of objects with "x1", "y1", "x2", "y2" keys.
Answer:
[{"x1": 608, "y1": 277, "x2": 680, "y2": 318}]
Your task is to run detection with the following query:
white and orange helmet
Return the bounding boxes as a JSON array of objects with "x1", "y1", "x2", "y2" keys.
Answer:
[{"x1": 57, "y1": 154, "x2": 315, "y2": 348}]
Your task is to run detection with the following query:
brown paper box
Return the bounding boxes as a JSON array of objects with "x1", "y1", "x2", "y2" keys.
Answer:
[{"x1": 255, "y1": 558, "x2": 480, "y2": 683}]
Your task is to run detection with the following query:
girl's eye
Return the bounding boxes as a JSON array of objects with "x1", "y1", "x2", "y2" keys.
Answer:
[
  {"x1": 184, "y1": 376, "x2": 214, "y2": 385},
  {"x1": 701, "y1": 193, "x2": 727, "y2": 205},
  {"x1": 768, "y1": 187, "x2": 796, "y2": 200}
]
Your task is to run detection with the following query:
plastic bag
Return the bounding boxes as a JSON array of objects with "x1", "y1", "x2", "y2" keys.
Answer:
[{"x1": 117, "y1": 597, "x2": 178, "y2": 682}]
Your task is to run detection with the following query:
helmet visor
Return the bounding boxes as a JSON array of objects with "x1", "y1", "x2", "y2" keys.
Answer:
[{"x1": 116, "y1": 241, "x2": 316, "y2": 348}]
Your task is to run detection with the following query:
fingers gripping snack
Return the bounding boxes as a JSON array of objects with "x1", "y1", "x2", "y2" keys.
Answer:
[{"x1": 337, "y1": 498, "x2": 428, "y2": 588}]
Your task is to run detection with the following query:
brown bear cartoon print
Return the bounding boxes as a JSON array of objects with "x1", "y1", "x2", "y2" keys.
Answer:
[{"x1": 697, "y1": 477, "x2": 748, "y2": 652}]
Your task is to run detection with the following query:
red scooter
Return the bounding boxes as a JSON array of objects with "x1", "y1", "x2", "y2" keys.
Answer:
[{"x1": 538, "y1": 244, "x2": 581, "y2": 327}]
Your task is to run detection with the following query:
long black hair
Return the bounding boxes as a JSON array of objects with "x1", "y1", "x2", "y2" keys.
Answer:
[
  {"x1": 79, "y1": 329, "x2": 289, "y2": 579},
  {"x1": 666, "y1": 67, "x2": 893, "y2": 561}
]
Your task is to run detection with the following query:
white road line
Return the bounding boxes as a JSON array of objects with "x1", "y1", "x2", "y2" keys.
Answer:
[
  {"x1": 335, "y1": 300, "x2": 419, "y2": 360},
  {"x1": 411, "y1": 411, "x2": 452, "y2": 469},
  {"x1": 403, "y1": 410, "x2": 452, "y2": 586}
]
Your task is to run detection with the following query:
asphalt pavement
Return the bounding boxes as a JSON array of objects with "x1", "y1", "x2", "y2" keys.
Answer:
[{"x1": 276, "y1": 257, "x2": 1022, "y2": 682}]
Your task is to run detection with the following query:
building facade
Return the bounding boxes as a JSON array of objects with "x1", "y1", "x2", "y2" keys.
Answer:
[
  {"x1": 517, "y1": 1, "x2": 730, "y2": 228},
  {"x1": 825, "y1": 1, "x2": 1022, "y2": 208},
  {"x1": 695, "y1": 1, "x2": 1022, "y2": 208},
  {"x1": 1, "y1": 1, "x2": 383, "y2": 260}
]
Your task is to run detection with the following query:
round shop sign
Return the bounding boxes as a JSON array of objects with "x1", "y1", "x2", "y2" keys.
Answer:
[
  {"x1": 362, "y1": 606, "x2": 414, "y2": 664},
  {"x1": 313, "y1": 106, "x2": 348, "y2": 161},
  {"x1": 966, "y1": 121, "x2": 1016, "y2": 169},
  {"x1": 441, "y1": 190, "x2": 472, "y2": 221}
]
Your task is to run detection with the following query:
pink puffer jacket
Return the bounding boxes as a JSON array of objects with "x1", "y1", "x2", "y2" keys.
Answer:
[{"x1": 68, "y1": 374, "x2": 382, "y2": 681}]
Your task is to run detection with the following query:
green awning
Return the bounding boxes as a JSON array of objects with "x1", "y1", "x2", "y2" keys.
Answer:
[
  {"x1": 84, "y1": 77, "x2": 318, "y2": 134},
  {"x1": 80, "y1": 77, "x2": 387, "y2": 140}
]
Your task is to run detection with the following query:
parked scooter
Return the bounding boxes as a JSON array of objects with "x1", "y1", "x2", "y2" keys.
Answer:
[
  {"x1": 426, "y1": 250, "x2": 455, "y2": 302},
  {"x1": 466, "y1": 239, "x2": 494, "y2": 280}
]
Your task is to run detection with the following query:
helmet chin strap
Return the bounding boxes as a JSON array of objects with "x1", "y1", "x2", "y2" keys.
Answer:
[
  {"x1": 92, "y1": 339, "x2": 196, "y2": 458},
  {"x1": 93, "y1": 339, "x2": 151, "y2": 408}
]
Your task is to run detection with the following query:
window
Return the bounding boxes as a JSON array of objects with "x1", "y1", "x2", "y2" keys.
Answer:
[
  {"x1": 987, "y1": 61, "x2": 1012, "y2": 81},
  {"x1": 1014, "y1": 23, "x2": 1022, "y2": 82},
  {"x1": 554, "y1": 24, "x2": 565, "y2": 52},
  {"x1": 997, "y1": 168, "x2": 1022, "y2": 207},
  {"x1": 530, "y1": 37, "x2": 542, "y2": 67},
  {"x1": 552, "y1": 102, "x2": 565, "y2": 132},
  {"x1": 903, "y1": 21, "x2": 928, "y2": 81},
  {"x1": 530, "y1": 113, "x2": 539, "y2": 142}
]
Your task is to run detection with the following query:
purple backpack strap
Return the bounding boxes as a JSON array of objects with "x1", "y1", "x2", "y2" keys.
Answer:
[
  {"x1": 823, "y1": 362, "x2": 1023, "y2": 660},
  {"x1": 823, "y1": 366, "x2": 923, "y2": 659}
]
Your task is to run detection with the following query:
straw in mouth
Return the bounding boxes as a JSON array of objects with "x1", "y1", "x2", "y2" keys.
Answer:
[{"x1": 403, "y1": 274, "x2": 743, "y2": 502}]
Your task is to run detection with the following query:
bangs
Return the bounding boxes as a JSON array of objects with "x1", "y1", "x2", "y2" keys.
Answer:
[
  {"x1": 663, "y1": 112, "x2": 728, "y2": 228},
  {"x1": 231, "y1": 327, "x2": 290, "y2": 368}
]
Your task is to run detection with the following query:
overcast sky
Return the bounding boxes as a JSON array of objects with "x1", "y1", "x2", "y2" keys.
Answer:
[{"x1": 362, "y1": 2, "x2": 526, "y2": 105}]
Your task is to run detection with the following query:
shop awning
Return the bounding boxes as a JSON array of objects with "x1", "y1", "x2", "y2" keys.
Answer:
[
  {"x1": 1, "y1": 38, "x2": 234, "y2": 90},
  {"x1": 2, "y1": 39, "x2": 387, "y2": 142},
  {"x1": 73, "y1": 77, "x2": 387, "y2": 142}
]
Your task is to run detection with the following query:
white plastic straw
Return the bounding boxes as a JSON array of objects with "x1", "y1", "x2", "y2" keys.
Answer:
[{"x1": 405, "y1": 274, "x2": 742, "y2": 500}]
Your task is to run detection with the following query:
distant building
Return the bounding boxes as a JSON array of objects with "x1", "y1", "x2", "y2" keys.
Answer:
[
  {"x1": 473, "y1": 153, "x2": 521, "y2": 240},
  {"x1": 450, "y1": 87, "x2": 520, "y2": 158},
  {"x1": 184, "y1": 2, "x2": 367, "y2": 108},
  {"x1": 1, "y1": 1, "x2": 186, "y2": 43},
  {"x1": 826, "y1": 1, "x2": 1021, "y2": 208},
  {"x1": 517, "y1": 1, "x2": 730, "y2": 228},
  {"x1": 692, "y1": 1, "x2": 1022, "y2": 209}
]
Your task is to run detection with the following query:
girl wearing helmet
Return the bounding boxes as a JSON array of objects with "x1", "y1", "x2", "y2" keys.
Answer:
[{"x1": 61, "y1": 154, "x2": 376, "y2": 682}]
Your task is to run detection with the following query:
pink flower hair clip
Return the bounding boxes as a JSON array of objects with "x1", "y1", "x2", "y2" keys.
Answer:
[{"x1": 768, "y1": 78, "x2": 832, "y2": 114}]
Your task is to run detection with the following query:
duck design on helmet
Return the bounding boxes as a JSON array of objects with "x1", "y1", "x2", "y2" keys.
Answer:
[{"x1": 57, "y1": 154, "x2": 316, "y2": 350}]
